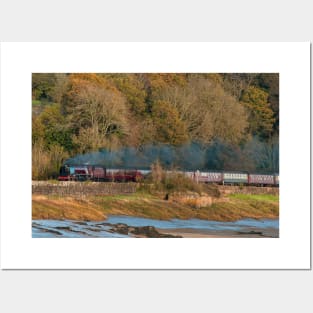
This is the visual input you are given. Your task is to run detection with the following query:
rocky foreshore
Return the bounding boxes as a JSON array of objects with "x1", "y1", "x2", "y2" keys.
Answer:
[
  {"x1": 103, "y1": 222, "x2": 182, "y2": 238},
  {"x1": 33, "y1": 220, "x2": 182, "y2": 238}
]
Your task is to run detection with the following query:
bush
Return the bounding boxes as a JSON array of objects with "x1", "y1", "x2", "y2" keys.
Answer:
[
  {"x1": 163, "y1": 172, "x2": 203, "y2": 194},
  {"x1": 148, "y1": 161, "x2": 203, "y2": 194}
]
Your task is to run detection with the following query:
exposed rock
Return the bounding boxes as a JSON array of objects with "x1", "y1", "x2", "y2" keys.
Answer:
[
  {"x1": 55, "y1": 226, "x2": 90, "y2": 236},
  {"x1": 86, "y1": 228, "x2": 102, "y2": 232},
  {"x1": 237, "y1": 230, "x2": 263, "y2": 235},
  {"x1": 55, "y1": 226, "x2": 72, "y2": 231},
  {"x1": 106, "y1": 223, "x2": 182, "y2": 238},
  {"x1": 33, "y1": 226, "x2": 63, "y2": 236},
  {"x1": 114, "y1": 223, "x2": 130, "y2": 235},
  {"x1": 130, "y1": 226, "x2": 181, "y2": 238}
]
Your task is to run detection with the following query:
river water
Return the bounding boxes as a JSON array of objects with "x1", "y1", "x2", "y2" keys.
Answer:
[{"x1": 32, "y1": 215, "x2": 279, "y2": 238}]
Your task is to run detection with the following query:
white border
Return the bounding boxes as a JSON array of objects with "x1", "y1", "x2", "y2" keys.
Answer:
[{"x1": 0, "y1": 42, "x2": 310, "y2": 269}]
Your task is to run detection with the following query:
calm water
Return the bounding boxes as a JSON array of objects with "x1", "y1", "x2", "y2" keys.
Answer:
[{"x1": 32, "y1": 215, "x2": 279, "y2": 238}]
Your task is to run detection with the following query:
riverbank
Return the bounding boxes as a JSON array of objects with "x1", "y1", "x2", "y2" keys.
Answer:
[{"x1": 32, "y1": 190, "x2": 279, "y2": 222}]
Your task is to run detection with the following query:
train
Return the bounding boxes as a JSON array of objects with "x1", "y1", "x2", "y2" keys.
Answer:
[
  {"x1": 58, "y1": 165, "x2": 144, "y2": 182},
  {"x1": 190, "y1": 170, "x2": 279, "y2": 186},
  {"x1": 58, "y1": 164, "x2": 279, "y2": 187}
]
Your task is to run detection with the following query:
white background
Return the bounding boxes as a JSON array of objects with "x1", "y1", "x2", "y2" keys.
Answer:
[
  {"x1": 0, "y1": 1, "x2": 312, "y2": 313},
  {"x1": 1, "y1": 42, "x2": 310, "y2": 270}
]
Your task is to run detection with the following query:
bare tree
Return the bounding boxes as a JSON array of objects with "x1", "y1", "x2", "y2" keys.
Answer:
[
  {"x1": 65, "y1": 79, "x2": 131, "y2": 151},
  {"x1": 155, "y1": 76, "x2": 248, "y2": 144}
]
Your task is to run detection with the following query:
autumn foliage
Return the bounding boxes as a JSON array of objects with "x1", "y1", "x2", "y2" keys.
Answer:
[{"x1": 32, "y1": 73, "x2": 279, "y2": 179}]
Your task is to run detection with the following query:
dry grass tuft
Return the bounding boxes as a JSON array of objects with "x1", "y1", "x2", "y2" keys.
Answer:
[{"x1": 32, "y1": 195, "x2": 106, "y2": 221}]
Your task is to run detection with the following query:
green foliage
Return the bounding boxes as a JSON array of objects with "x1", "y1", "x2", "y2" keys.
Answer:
[
  {"x1": 32, "y1": 103, "x2": 73, "y2": 151},
  {"x1": 257, "y1": 73, "x2": 279, "y2": 132},
  {"x1": 230, "y1": 193, "x2": 279, "y2": 202},
  {"x1": 32, "y1": 99, "x2": 41, "y2": 106},
  {"x1": 241, "y1": 86, "x2": 275, "y2": 139},
  {"x1": 32, "y1": 116, "x2": 45, "y2": 145},
  {"x1": 151, "y1": 100, "x2": 189, "y2": 145},
  {"x1": 32, "y1": 73, "x2": 56, "y2": 102}
]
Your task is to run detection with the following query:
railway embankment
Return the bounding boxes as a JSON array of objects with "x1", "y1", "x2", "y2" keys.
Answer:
[{"x1": 32, "y1": 181, "x2": 279, "y2": 222}]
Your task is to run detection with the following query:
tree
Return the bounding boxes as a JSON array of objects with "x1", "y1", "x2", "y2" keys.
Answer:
[
  {"x1": 221, "y1": 73, "x2": 258, "y2": 100},
  {"x1": 257, "y1": 73, "x2": 279, "y2": 134},
  {"x1": 243, "y1": 136, "x2": 279, "y2": 172},
  {"x1": 32, "y1": 73, "x2": 56, "y2": 101},
  {"x1": 32, "y1": 115, "x2": 45, "y2": 145},
  {"x1": 241, "y1": 86, "x2": 275, "y2": 139},
  {"x1": 32, "y1": 73, "x2": 68, "y2": 102},
  {"x1": 101, "y1": 74, "x2": 147, "y2": 116},
  {"x1": 39, "y1": 103, "x2": 73, "y2": 150},
  {"x1": 151, "y1": 100, "x2": 189, "y2": 145},
  {"x1": 154, "y1": 76, "x2": 248, "y2": 144},
  {"x1": 63, "y1": 74, "x2": 131, "y2": 151},
  {"x1": 50, "y1": 73, "x2": 69, "y2": 104}
]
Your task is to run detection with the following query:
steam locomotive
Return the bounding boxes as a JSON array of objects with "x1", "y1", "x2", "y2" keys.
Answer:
[
  {"x1": 58, "y1": 165, "x2": 144, "y2": 182},
  {"x1": 58, "y1": 164, "x2": 279, "y2": 187}
]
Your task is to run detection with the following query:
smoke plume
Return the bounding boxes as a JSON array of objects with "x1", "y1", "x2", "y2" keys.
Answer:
[{"x1": 64, "y1": 139, "x2": 279, "y2": 172}]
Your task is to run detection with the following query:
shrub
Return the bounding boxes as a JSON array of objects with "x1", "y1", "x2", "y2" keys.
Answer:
[{"x1": 149, "y1": 161, "x2": 203, "y2": 194}]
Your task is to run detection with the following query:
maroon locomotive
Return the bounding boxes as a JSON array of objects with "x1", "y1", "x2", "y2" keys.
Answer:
[{"x1": 58, "y1": 165, "x2": 143, "y2": 182}]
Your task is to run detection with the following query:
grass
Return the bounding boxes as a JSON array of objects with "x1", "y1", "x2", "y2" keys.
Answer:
[
  {"x1": 91, "y1": 190, "x2": 279, "y2": 221},
  {"x1": 209, "y1": 200, "x2": 278, "y2": 221},
  {"x1": 32, "y1": 195, "x2": 106, "y2": 221},
  {"x1": 32, "y1": 191, "x2": 279, "y2": 222},
  {"x1": 32, "y1": 99, "x2": 41, "y2": 106},
  {"x1": 229, "y1": 194, "x2": 279, "y2": 202},
  {"x1": 93, "y1": 192, "x2": 194, "y2": 220},
  {"x1": 207, "y1": 193, "x2": 280, "y2": 221}
]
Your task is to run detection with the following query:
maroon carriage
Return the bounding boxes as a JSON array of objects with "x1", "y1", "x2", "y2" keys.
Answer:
[
  {"x1": 248, "y1": 174, "x2": 275, "y2": 186},
  {"x1": 195, "y1": 171, "x2": 223, "y2": 183}
]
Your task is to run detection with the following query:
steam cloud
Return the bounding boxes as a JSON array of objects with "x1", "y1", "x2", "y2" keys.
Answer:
[
  {"x1": 64, "y1": 140, "x2": 279, "y2": 172},
  {"x1": 65, "y1": 143, "x2": 207, "y2": 170}
]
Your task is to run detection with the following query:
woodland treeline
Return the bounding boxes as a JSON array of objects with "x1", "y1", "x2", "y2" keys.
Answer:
[{"x1": 32, "y1": 73, "x2": 279, "y2": 179}]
